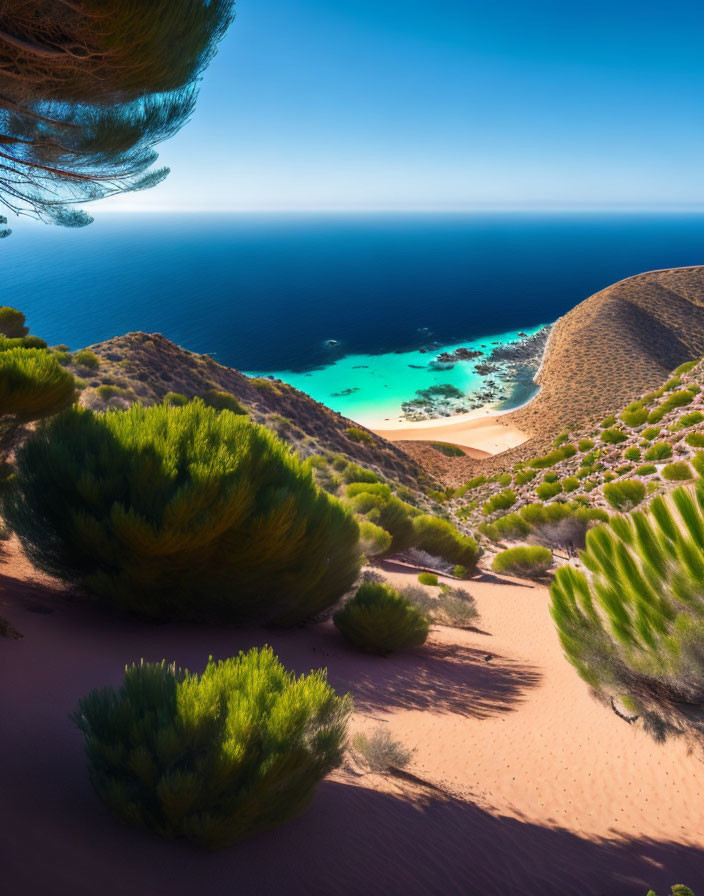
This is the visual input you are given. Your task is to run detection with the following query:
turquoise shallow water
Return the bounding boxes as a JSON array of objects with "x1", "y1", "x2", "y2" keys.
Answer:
[{"x1": 249, "y1": 323, "x2": 546, "y2": 426}]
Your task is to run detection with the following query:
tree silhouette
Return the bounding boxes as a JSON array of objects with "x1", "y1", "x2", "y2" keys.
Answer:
[{"x1": 0, "y1": 0, "x2": 235, "y2": 232}]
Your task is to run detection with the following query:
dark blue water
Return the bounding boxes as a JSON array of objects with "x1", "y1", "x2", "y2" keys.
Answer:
[{"x1": 4, "y1": 212, "x2": 704, "y2": 371}]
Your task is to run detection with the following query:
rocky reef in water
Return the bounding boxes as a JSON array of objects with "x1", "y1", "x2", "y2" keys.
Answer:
[{"x1": 400, "y1": 326, "x2": 552, "y2": 421}]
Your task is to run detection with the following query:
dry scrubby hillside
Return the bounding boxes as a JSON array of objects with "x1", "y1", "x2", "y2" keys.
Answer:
[
  {"x1": 64, "y1": 332, "x2": 429, "y2": 489},
  {"x1": 406, "y1": 266, "x2": 704, "y2": 485}
]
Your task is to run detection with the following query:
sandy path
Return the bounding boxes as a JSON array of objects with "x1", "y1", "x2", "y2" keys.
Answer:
[{"x1": 1, "y1": 546, "x2": 703, "y2": 894}]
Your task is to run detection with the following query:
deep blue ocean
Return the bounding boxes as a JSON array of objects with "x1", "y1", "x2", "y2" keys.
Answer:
[{"x1": 4, "y1": 211, "x2": 704, "y2": 376}]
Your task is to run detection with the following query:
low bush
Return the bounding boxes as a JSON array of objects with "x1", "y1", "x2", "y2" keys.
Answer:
[
  {"x1": 351, "y1": 727, "x2": 412, "y2": 773},
  {"x1": 346, "y1": 481, "x2": 391, "y2": 499},
  {"x1": 603, "y1": 479, "x2": 646, "y2": 511},
  {"x1": 430, "y1": 440, "x2": 464, "y2": 457},
  {"x1": 346, "y1": 426, "x2": 375, "y2": 445},
  {"x1": 201, "y1": 389, "x2": 247, "y2": 414},
  {"x1": 72, "y1": 648, "x2": 350, "y2": 847},
  {"x1": 671, "y1": 411, "x2": 703, "y2": 431},
  {"x1": 403, "y1": 583, "x2": 478, "y2": 628},
  {"x1": 417, "y1": 572, "x2": 439, "y2": 586},
  {"x1": 600, "y1": 427, "x2": 627, "y2": 444},
  {"x1": 349, "y1": 491, "x2": 415, "y2": 552},
  {"x1": 73, "y1": 348, "x2": 100, "y2": 369},
  {"x1": 457, "y1": 475, "x2": 487, "y2": 495},
  {"x1": 514, "y1": 469, "x2": 537, "y2": 487},
  {"x1": 624, "y1": 446, "x2": 641, "y2": 461},
  {"x1": 0, "y1": 348, "x2": 75, "y2": 423},
  {"x1": 6, "y1": 401, "x2": 360, "y2": 623},
  {"x1": 411, "y1": 515, "x2": 481, "y2": 571},
  {"x1": 492, "y1": 545, "x2": 552, "y2": 578},
  {"x1": 577, "y1": 438, "x2": 595, "y2": 452},
  {"x1": 600, "y1": 415, "x2": 616, "y2": 428},
  {"x1": 662, "y1": 461, "x2": 693, "y2": 481},
  {"x1": 528, "y1": 444, "x2": 576, "y2": 469},
  {"x1": 634, "y1": 464, "x2": 657, "y2": 476},
  {"x1": 685, "y1": 432, "x2": 704, "y2": 448},
  {"x1": 358, "y1": 520, "x2": 392, "y2": 557},
  {"x1": 342, "y1": 462, "x2": 378, "y2": 484},
  {"x1": 482, "y1": 489, "x2": 517, "y2": 515},
  {"x1": 642, "y1": 426, "x2": 661, "y2": 441},
  {"x1": 692, "y1": 453, "x2": 704, "y2": 477},
  {"x1": 647, "y1": 390, "x2": 694, "y2": 423},
  {"x1": 452, "y1": 564, "x2": 467, "y2": 578},
  {"x1": 673, "y1": 360, "x2": 698, "y2": 375},
  {"x1": 334, "y1": 582, "x2": 429, "y2": 653},
  {"x1": 493, "y1": 512, "x2": 531, "y2": 539},
  {"x1": 96, "y1": 384, "x2": 127, "y2": 401},
  {"x1": 543, "y1": 471, "x2": 559, "y2": 483},
  {"x1": 644, "y1": 441, "x2": 673, "y2": 462},
  {"x1": 562, "y1": 476, "x2": 579, "y2": 493},
  {"x1": 0, "y1": 306, "x2": 28, "y2": 338},
  {"x1": 620, "y1": 406, "x2": 649, "y2": 427},
  {"x1": 536, "y1": 480, "x2": 562, "y2": 501},
  {"x1": 163, "y1": 391, "x2": 188, "y2": 406},
  {"x1": 492, "y1": 472, "x2": 513, "y2": 487}
]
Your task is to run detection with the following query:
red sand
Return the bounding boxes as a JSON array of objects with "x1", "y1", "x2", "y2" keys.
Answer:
[{"x1": 1, "y1": 544, "x2": 703, "y2": 895}]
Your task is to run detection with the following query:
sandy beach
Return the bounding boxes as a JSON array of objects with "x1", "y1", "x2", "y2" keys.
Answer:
[
  {"x1": 2, "y1": 540, "x2": 702, "y2": 894},
  {"x1": 372, "y1": 406, "x2": 530, "y2": 456}
]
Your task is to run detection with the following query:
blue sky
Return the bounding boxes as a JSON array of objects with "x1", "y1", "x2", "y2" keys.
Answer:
[{"x1": 105, "y1": 0, "x2": 704, "y2": 212}]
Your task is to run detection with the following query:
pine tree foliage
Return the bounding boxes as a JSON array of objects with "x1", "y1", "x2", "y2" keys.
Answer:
[
  {"x1": 5, "y1": 400, "x2": 361, "y2": 622},
  {"x1": 0, "y1": 0, "x2": 235, "y2": 226},
  {"x1": 71, "y1": 647, "x2": 351, "y2": 847},
  {"x1": 550, "y1": 482, "x2": 704, "y2": 741},
  {"x1": 334, "y1": 582, "x2": 430, "y2": 654}
]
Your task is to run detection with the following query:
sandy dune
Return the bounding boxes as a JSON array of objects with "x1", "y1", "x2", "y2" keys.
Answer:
[
  {"x1": 1, "y1": 544, "x2": 703, "y2": 894},
  {"x1": 373, "y1": 408, "x2": 529, "y2": 456}
]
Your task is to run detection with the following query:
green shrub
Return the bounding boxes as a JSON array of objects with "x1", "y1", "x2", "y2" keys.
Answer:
[
  {"x1": 662, "y1": 461, "x2": 693, "y2": 481},
  {"x1": 543, "y1": 471, "x2": 559, "y2": 483},
  {"x1": 418, "y1": 572, "x2": 439, "y2": 586},
  {"x1": 528, "y1": 444, "x2": 577, "y2": 469},
  {"x1": 536, "y1": 480, "x2": 562, "y2": 500},
  {"x1": 603, "y1": 471, "x2": 616, "y2": 483},
  {"x1": 349, "y1": 491, "x2": 414, "y2": 551},
  {"x1": 648, "y1": 390, "x2": 694, "y2": 423},
  {"x1": 603, "y1": 479, "x2": 646, "y2": 511},
  {"x1": 492, "y1": 472, "x2": 513, "y2": 487},
  {"x1": 73, "y1": 348, "x2": 100, "y2": 370},
  {"x1": 96, "y1": 384, "x2": 127, "y2": 401},
  {"x1": 163, "y1": 391, "x2": 188, "y2": 406},
  {"x1": 201, "y1": 389, "x2": 247, "y2": 414},
  {"x1": 624, "y1": 446, "x2": 641, "y2": 461},
  {"x1": 412, "y1": 515, "x2": 481, "y2": 571},
  {"x1": 673, "y1": 360, "x2": 698, "y2": 376},
  {"x1": 685, "y1": 432, "x2": 704, "y2": 448},
  {"x1": 346, "y1": 481, "x2": 391, "y2": 499},
  {"x1": 482, "y1": 489, "x2": 517, "y2": 515},
  {"x1": 577, "y1": 438, "x2": 595, "y2": 452},
  {"x1": 0, "y1": 307, "x2": 28, "y2": 338},
  {"x1": 644, "y1": 441, "x2": 673, "y2": 462},
  {"x1": 358, "y1": 520, "x2": 392, "y2": 557},
  {"x1": 53, "y1": 350, "x2": 72, "y2": 366},
  {"x1": 692, "y1": 453, "x2": 704, "y2": 477},
  {"x1": 430, "y1": 440, "x2": 464, "y2": 457},
  {"x1": 600, "y1": 427, "x2": 627, "y2": 444},
  {"x1": 342, "y1": 462, "x2": 378, "y2": 484},
  {"x1": 0, "y1": 348, "x2": 75, "y2": 423},
  {"x1": 616, "y1": 464, "x2": 634, "y2": 476},
  {"x1": 346, "y1": 426, "x2": 375, "y2": 445},
  {"x1": 552, "y1": 432, "x2": 569, "y2": 447},
  {"x1": 550, "y1": 482, "x2": 704, "y2": 742},
  {"x1": 671, "y1": 411, "x2": 703, "y2": 431},
  {"x1": 452, "y1": 564, "x2": 467, "y2": 579},
  {"x1": 493, "y1": 512, "x2": 531, "y2": 539},
  {"x1": 456, "y1": 475, "x2": 487, "y2": 496},
  {"x1": 562, "y1": 476, "x2": 579, "y2": 493},
  {"x1": 334, "y1": 582, "x2": 429, "y2": 653},
  {"x1": 635, "y1": 464, "x2": 657, "y2": 476},
  {"x1": 492, "y1": 545, "x2": 552, "y2": 578},
  {"x1": 642, "y1": 426, "x2": 661, "y2": 441},
  {"x1": 620, "y1": 406, "x2": 649, "y2": 427},
  {"x1": 6, "y1": 401, "x2": 360, "y2": 623},
  {"x1": 514, "y1": 469, "x2": 537, "y2": 487},
  {"x1": 72, "y1": 648, "x2": 350, "y2": 847},
  {"x1": 601, "y1": 415, "x2": 617, "y2": 428}
]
